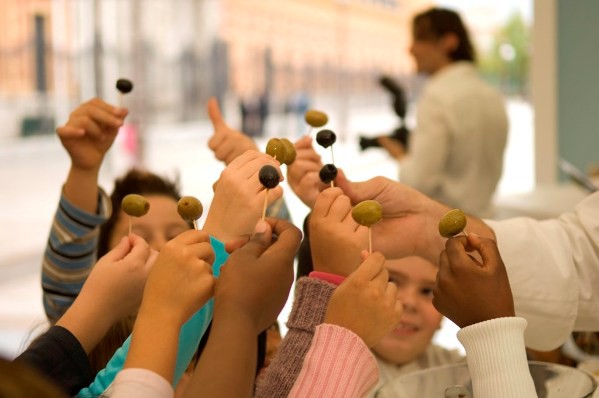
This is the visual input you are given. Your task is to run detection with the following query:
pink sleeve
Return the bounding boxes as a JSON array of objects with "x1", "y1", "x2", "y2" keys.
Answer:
[
  {"x1": 289, "y1": 324, "x2": 379, "y2": 398},
  {"x1": 309, "y1": 271, "x2": 346, "y2": 286}
]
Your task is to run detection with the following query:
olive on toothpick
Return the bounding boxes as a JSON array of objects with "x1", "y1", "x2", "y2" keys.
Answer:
[
  {"x1": 316, "y1": 129, "x2": 337, "y2": 164},
  {"x1": 177, "y1": 196, "x2": 203, "y2": 230},
  {"x1": 265, "y1": 138, "x2": 288, "y2": 163},
  {"x1": 280, "y1": 138, "x2": 297, "y2": 165},
  {"x1": 438, "y1": 209, "x2": 468, "y2": 238},
  {"x1": 316, "y1": 129, "x2": 336, "y2": 148},
  {"x1": 351, "y1": 200, "x2": 383, "y2": 254},
  {"x1": 304, "y1": 109, "x2": 328, "y2": 136},
  {"x1": 259, "y1": 165, "x2": 280, "y2": 221},
  {"x1": 121, "y1": 193, "x2": 150, "y2": 236},
  {"x1": 319, "y1": 164, "x2": 338, "y2": 188},
  {"x1": 116, "y1": 78, "x2": 134, "y2": 107}
]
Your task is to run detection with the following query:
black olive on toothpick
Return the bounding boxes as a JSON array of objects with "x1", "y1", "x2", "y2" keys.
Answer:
[
  {"x1": 116, "y1": 78, "x2": 134, "y2": 106},
  {"x1": 316, "y1": 129, "x2": 337, "y2": 164},
  {"x1": 259, "y1": 165, "x2": 280, "y2": 221},
  {"x1": 319, "y1": 164, "x2": 338, "y2": 188}
]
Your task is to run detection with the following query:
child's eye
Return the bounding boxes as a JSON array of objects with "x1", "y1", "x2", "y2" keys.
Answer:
[{"x1": 421, "y1": 287, "x2": 434, "y2": 298}]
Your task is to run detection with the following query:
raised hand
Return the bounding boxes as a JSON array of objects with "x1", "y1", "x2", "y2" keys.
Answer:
[
  {"x1": 207, "y1": 97, "x2": 258, "y2": 165},
  {"x1": 286, "y1": 135, "x2": 326, "y2": 208},
  {"x1": 139, "y1": 229, "x2": 216, "y2": 325},
  {"x1": 335, "y1": 171, "x2": 497, "y2": 264},
  {"x1": 185, "y1": 219, "x2": 302, "y2": 398},
  {"x1": 216, "y1": 218, "x2": 302, "y2": 333},
  {"x1": 325, "y1": 252, "x2": 403, "y2": 347},
  {"x1": 309, "y1": 187, "x2": 368, "y2": 276},
  {"x1": 57, "y1": 98, "x2": 128, "y2": 212},
  {"x1": 433, "y1": 234, "x2": 515, "y2": 328},
  {"x1": 57, "y1": 97, "x2": 128, "y2": 172},
  {"x1": 124, "y1": 229, "x2": 215, "y2": 383},
  {"x1": 203, "y1": 150, "x2": 284, "y2": 242},
  {"x1": 56, "y1": 234, "x2": 153, "y2": 353}
]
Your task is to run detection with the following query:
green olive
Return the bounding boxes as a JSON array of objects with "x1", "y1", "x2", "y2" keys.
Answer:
[
  {"x1": 280, "y1": 138, "x2": 296, "y2": 165},
  {"x1": 351, "y1": 200, "x2": 383, "y2": 227},
  {"x1": 121, "y1": 194, "x2": 150, "y2": 217},
  {"x1": 265, "y1": 138, "x2": 288, "y2": 162},
  {"x1": 438, "y1": 209, "x2": 467, "y2": 237},
  {"x1": 304, "y1": 110, "x2": 328, "y2": 128},
  {"x1": 177, "y1": 196, "x2": 203, "y2": 221}
]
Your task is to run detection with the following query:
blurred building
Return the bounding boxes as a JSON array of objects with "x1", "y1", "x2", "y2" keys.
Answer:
[{"x1": 0, "y1": 0, "x2": 431, "y2": 139}]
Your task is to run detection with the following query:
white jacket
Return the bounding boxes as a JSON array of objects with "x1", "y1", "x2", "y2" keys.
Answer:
[{"x1": 400, "y1": 62, "x2": 508, "y2": 218}]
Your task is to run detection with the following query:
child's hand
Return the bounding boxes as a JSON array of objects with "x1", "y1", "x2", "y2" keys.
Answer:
[
  {"x1": 207, "y1": 97, "x2": 258, "y2": 165},
  {"x1": 309, "y1": 187, "x2": 368, "y2": 276},
  {"x1": 203, "y1": 150, "x2": 283, "y2": 242},
  {"x1": 286, "y1": 135, "x2": 326, "y2": 208},
  {"x1": 325, "y1": 252, "x2": 402, "y2": 347},
  {"x1": 215, "y1": 218, "x2": 302, "y2": 334},
  {"x1": 140, "y1": 230, "x2": 216, "y2": 326},
  {"x1": 77, "y1": 234, "x2": 154, "y2": 320},
  {"x1": 56, "y1": 234, "x2": 154, "y2": 353},
  {"x1": 56, "y1": 97, "x2": 128, "y2": 172},
  {"x1": 433, "y1": 234, "x2": 515, "y2": 328}
]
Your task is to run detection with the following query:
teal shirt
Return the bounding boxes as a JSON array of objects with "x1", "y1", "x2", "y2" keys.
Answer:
[{"x1": 77, "y1": 236, "x2": 228, "y2": 397}]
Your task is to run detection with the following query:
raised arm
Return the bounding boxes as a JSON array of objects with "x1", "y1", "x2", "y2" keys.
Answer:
[
  {"x1": 18, "y1": 234, "x2": 152, "y2": 396},
  {"x1": 185, "y1": 218, "x2": 301, "y2": 398},
  {"x1": 43, "y1": 98, "x2": 128, "y2": 321},
  {"x1": 107, "y1": 230, "x2": 216, "y2": 398},
  {"x1": 433, "y1": 234, "x2": 536, "y2": 398}
]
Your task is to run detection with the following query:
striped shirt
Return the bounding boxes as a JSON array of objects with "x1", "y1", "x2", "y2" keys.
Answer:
[{"x1": 42, "y1": 188, "x2": 111, "y2": 323}]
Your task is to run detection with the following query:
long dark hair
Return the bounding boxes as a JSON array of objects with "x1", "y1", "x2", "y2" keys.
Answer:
[{"x1": 413, "y1": 8, "x2": 476, "y2": 63}]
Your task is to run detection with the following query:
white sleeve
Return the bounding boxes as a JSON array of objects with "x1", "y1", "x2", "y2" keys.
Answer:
[
  {"x1": 107, "y1": 368, "x2": 174, "y2": 398},
  {"x1": 457, "y1": 317, "x2": 536, "y2": 398},
  {"x1": 486, "y1": 191, "x2": 599, "y2": 350}
]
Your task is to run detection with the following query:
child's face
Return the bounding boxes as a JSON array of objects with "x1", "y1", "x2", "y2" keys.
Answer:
[
  {"x1": 371, "y1": 256, "x2": 443, "y2": 365},
  {"x1": 109, "y1": 195, "x2": 190, "y2": 251}
]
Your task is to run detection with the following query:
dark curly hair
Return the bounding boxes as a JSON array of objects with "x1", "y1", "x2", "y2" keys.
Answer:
[
  {"x1": 97, "y1": 168, "x2": 182, "y2": 257},
  {"x1": 413, "y1": 7, "x2": 476, "y2": 63}
]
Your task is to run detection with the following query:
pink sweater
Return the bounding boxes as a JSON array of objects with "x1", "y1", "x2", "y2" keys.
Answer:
[
  {"x1": 108, "y1": 324, "x2": 378, "y2": 398},
  {"x1": 289, "y1": 324, "x2": 378, "y2": 397}
]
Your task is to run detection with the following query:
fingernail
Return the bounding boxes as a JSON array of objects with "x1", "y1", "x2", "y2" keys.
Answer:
[
  {"x1": 255, "y1": 220, "x2": 268, "y2": 234},
  {"x1": 469, "y1": 232, "x2": 479, "y2": 238}
]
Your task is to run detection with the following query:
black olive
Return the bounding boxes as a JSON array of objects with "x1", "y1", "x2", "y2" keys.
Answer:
[
  {"x1": 316, "y1": 129, "x2": 337, "y2": 148},
  {"x1": 116, "y1": 78, "x2": 134, "y2": 94},
  {"x1": 259, "y1": 165, "x2": 280, "y2": 189},
  {"x1": 319, "y1": 164, "x2": 338, "y2": 184}
]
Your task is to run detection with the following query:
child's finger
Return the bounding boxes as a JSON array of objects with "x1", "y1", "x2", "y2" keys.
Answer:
[
  {"x1": 188, "y1": 242, "x2": 216, "y2": 266},
  {"x1": 56, "y1": 125, "x2": 85, "y2": 138},
  {"x1": 124, "y1": 235, "x2": 151, "y2": 265},
  {"x1": 224, "y1": 235, "x2": 251, "y2": 253},
  {"x1": 467, "y1": 233, "x2": 501, "y2": 271},
  {"x1": 172, "y1": 229, "x2": 212, "y2": 246},
  {"x1": 101, "y1": 236, "x2": 131, "y2": 262},
  {"x1": 350, "y1": 251, "x2": 385, "y2": 282},
  {"x1": 207, "y1": 97, "x2": 226, "y2": 129}
]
